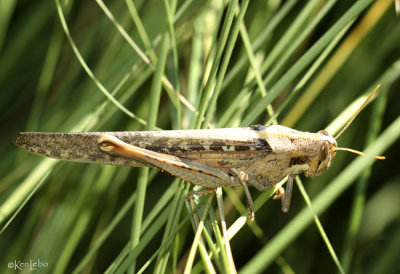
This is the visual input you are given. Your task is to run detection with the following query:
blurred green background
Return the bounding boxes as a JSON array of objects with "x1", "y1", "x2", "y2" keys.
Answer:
[{"x1": 0, "y1": 0, "x2": 399, "y2": 273}]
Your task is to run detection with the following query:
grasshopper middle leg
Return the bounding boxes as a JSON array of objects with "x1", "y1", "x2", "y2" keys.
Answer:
[{"x1": 230, "y1": 168, "x2": 256, "y2": 221}]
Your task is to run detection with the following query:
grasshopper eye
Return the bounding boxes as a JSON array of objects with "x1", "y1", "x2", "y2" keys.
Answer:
[
  {"x1": 319, "y1": 144, "x2": 328, "y2": 163},
  {"x1": 317, "y1": 130, "x2": 329, "y2": 136},
  {"x1": 316, "y1": 143, "x2": 330, "y2": 174}
]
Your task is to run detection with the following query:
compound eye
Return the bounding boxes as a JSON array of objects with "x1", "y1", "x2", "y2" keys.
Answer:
[
  {"x1": 318, "y1": 144, "x2": 328, "y2": 168},
  {"x1": 317, "y1": 130, "x2": 329, "y2": 136},
  {"x1": 320, "y1": 145, "x2": 328, "y2": 161}
]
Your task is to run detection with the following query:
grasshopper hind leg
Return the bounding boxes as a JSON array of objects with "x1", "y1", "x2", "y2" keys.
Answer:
[
  {"x1": 99, "y1": 134, "x2": 258, "y2": 220},
  {"x1": 98, "y1": 134, "x2": 233, "y2": 189}
]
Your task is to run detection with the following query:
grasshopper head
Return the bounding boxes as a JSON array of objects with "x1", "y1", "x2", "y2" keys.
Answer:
[
  {"x1": 305, "y1": 130, "x2": 337, "y2": 177},
  {"x1": 304, "y1": 85, "x2": 385, "y2": 177}
]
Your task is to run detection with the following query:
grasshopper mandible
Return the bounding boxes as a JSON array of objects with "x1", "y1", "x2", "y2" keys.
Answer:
[{"x1": 14, "y1": 85, "x2": 384, "y2": 220}]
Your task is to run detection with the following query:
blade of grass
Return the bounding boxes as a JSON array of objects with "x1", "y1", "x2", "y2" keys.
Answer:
[
  {"x1": 194, "y1": 0, "x2": 238, "y2": 129},
  {"x1": 241, "y1": 0, "x2": 374, "y2": 126},
  {"x1": 125, "y1": 0, "x2": 158, "y2": 62},
  {"x1": 283, "y1": 0, "x2": 393, "y2": 127},
  {"x1": 260, "y1": 0, "x2": 328, "y2": 84},
  {"x1": 202, "y1": 0, "x2": 250, "y2": 128},
  {"x1": 216, "y1": 187, "x2": 237, "y2": 273},
  {"x1": 154, "y1": 180, "x2": 185, "y2": 272},
  {"x1": 340, "y1": 84, "x2": 387, "y2": 272},
  {"x1": 295, "y1": 177, "x2": 345, "y2": 274},
  {"x1": 266, "y1": 21, "x2": 353, "y2": 126},
  {"x1": 0, "y1": 159, "x2": 56, "y2": 232},
  {"x1": 55, "y1": 0, "x2": 148, "y2": 125},
  {"x1": 163, "y1": 0, "x2": 182, "y2": 130},
  {"x1": 135, "y1": 196, "x2": 208, "y2": 274},
  {"x1": 97, "y1": 0, "x2": 197, "y2": 116},
  {"x1": 129, "y1": 32, "x2": 169, "y2": 272},
  {"x1": 184, "y1": 195, "x2": 213, "y2": 273},
  {"x1": 222, "y1": 0, "x2": 299, "y2": 89}
]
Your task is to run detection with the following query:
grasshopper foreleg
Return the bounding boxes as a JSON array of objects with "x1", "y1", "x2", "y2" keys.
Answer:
[{"x1": 273, "y1": 175, "x2": 294, "y2": 213}]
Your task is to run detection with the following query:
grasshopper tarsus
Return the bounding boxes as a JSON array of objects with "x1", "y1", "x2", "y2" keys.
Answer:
[
  {"x1": 281, "y1": 175, "x2": 294, "y2": 213},
  {"x1": 249, "y1": 212, "x2": 255, "y2": 222},
  {"x1": 273, "y1": 187, "x2": 284, "y2": 200},
  {"x1": 185, "y1": 188, "x2": 215, "y2": 199},
  {"x1": 272, "y1": 175, "x2": 294, "y2": 213}
]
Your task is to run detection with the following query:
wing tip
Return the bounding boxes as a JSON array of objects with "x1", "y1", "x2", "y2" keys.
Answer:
[{"x1": 14, "y1": 132, "x2": 28, "y2": 148}]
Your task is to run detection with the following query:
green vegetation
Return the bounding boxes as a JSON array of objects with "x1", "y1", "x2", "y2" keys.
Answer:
[{"x1": 1, "y1": 0, "x2": 399, "y2": 273}]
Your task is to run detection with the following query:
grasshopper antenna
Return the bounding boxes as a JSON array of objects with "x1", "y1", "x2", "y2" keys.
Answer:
[
  {"x1": 333, "y1": 84, "x2": 385, "y2": 160},
  {"x1": 334, "y1": 84, "x2": 380, "y2": 140},
  {"x1": 333, "y1": 147, "x2": 385, "y2": 160}
]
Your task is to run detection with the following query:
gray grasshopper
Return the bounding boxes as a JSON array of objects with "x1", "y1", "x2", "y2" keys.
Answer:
[{"x1": 14, "y1": 86, "x2": 383, "y2": 220}]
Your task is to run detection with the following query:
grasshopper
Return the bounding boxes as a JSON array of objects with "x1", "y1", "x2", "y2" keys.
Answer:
[{"x1": 14, "y1": 86, "x2": 384, "y2": 220}]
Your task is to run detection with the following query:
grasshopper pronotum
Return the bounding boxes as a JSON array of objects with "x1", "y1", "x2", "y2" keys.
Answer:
[{"x1": 14, "y1": 85, "x2": 384, "y2": 220}]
